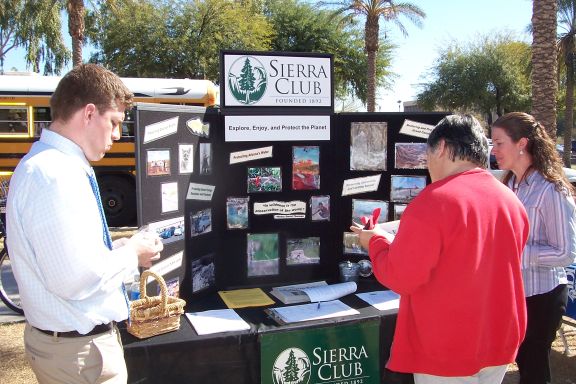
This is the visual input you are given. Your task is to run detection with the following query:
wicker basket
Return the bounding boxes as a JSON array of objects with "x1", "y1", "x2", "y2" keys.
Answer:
[{"x1": 127, "y1": 270, "x2": 186, "y2": 339}]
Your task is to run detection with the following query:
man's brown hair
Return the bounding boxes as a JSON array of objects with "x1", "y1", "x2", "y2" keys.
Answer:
[{"x1": 50, "y1": 64, "x2": 133, "y2": 122}]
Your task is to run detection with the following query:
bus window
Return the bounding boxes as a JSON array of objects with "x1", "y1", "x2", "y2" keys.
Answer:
[
  {"x1": 0, "y1": 107, "x2": 28, "y2": 135},
  {"x1": 34, "y1": 107, "x2": 52, "y2": 137},
  {"x1": 122, "y1": 108, "x2": 135, "y2": 137}
]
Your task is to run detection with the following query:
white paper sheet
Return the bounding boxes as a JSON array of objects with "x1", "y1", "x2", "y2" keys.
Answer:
[
  {"x1": 268, "y1": 300, "x2": 359, "y2": 324},
  {"x1": 356, "y1": 290, "x2": 400, "y2": 311},
  {"x1": 186, "y1": 309, "x2": 251, "y2": 335}
]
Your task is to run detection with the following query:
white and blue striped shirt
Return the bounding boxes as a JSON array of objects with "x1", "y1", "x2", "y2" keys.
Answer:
[
  {"x1": 509, "y1": 171, "x2": 576, "y2": 297},
  {"x1": 6, "y1": 129, "x2": 137, "y2": 334}
]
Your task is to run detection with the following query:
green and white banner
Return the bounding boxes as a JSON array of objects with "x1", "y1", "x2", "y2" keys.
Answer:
[
  {"x1": 261, "y1": 320, "x2": 380, "y2": 384},
  {"x1": 222, "y1": 53, "x2": 332, "y2": 108}
]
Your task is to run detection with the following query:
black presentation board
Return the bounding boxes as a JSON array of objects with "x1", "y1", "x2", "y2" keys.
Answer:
[
  {"x1": 135, "y1": 104, "x2": 448, "y2": 304},
  {"x1": 135, "y1": 103, "x2": 219, "y2": 297}
]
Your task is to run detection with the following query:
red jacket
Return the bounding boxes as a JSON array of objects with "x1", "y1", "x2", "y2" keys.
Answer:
[{"x1": 369, "y1": 169, "x2": 528, "y2": 376}]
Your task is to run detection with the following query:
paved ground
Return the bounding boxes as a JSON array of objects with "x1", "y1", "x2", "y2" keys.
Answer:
[{"x1": 0, "y1": 301, "x2": 24, "y2": 324}]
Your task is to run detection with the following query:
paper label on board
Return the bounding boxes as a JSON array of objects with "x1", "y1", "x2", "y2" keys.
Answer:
[
  {"x1": 342, "y1": 175, "x2": 381, "y2": 196},
  {"x1": 143, "y1": 116, "x2": 179, "y2": 144},
  {"x1": 399, "y1": 119, "x2": 435, "y2": 139},
  {"x1": 230, "y1": 146, "x2": 273, "y2": 164},
  {"x1": 186, "y1": 183, "x2": 215, "y2": 201},
  {"x1": 253, "y1": 201, "x2": 306, "y2": 215}
]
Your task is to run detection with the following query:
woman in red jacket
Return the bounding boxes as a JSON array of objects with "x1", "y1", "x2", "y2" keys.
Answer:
[{"x1": 352, "y1": 114, "x2": 529, "y2": 384}]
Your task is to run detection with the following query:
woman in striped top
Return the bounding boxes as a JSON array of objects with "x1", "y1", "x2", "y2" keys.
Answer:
[{"x1": 491, "y1": 112, "x2": 576, "y2": 384}]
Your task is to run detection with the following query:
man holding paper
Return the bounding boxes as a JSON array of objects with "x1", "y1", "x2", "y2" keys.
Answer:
[{"x1": 351, "y1": 115, "x2": 528, "y2": 384}]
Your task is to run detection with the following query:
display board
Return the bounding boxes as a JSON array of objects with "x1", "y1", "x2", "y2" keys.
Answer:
[
  {"x1": 134, "y1": 52, "x2": 449, "y2": 303},
  {"x1": 135, "y1": 103, "x2": 219, "y2": 297}
]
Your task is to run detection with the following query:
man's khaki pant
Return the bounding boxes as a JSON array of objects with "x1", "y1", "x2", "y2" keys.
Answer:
[{"x1": 24, "y1": 323, "x2": 128, "y2": 384}]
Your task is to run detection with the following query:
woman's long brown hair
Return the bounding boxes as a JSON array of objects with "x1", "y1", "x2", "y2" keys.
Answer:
[{"x1": 492, "y1": 112, "x2": 574, "y2": 196}]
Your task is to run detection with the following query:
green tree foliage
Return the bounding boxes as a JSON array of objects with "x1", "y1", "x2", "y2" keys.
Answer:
[
  {"x1": 417, "y1": 34, "x2": 531, "y2": 124},
  {"x1": 89, "y1": 0, "x2": 273, "y2": 78},
  {"x1": 88, "y1": 0, "x2": 395, "y2": 105},
  {"x1": 264, "y1": 0, "x2": 396, "y2": 105},
  {"x1": 322, "y1": 0, "x2": 425, "y2": 112},
  {"x1": 0, "y1": 0, "x2": 69, "y2": 74}
]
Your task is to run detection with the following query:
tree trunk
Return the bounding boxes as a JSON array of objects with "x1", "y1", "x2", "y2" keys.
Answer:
[
  {"x1": 68, "y1": 0, "x2": 85, "y2": 68},
  {"x1": 564, "y1": 51, "x2": 574, "y2": 167},
  {"x1": 365, "y1": 15, "x2": 379, "y2": 112},
  {"x1": 531, "y1": 0, "x2": 558, "y2": 138}
]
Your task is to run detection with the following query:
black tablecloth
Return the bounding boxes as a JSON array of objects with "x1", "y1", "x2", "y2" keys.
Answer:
[{"x1": 120, "y1": 280, "x2": 413, "y2": 384}]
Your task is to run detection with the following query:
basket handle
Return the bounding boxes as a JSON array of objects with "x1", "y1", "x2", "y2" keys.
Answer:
[{"x1": 139, "y1": 270, "x2": 168, "y2": 312}]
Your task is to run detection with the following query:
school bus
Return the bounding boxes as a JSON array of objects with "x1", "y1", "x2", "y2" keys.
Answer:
[{"x1": 0, "y1": 73, "x2": 218, "y2": 226}]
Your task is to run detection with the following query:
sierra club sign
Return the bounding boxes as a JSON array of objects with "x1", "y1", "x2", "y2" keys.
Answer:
[
  {"x1": 223, "y1": 53, "x2": 332, "y2": 107},
  {"x1": 260, "y1": 320, "x2": 379, "y2": 384}
]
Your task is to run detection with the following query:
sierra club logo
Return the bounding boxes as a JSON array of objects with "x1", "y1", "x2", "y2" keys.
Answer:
[
  {"x1": 228, "y1": 56, "x2": 268, "y2": 104},
  {"x1": 272, "y1": 348, "x2": 311, "y2": 384}
]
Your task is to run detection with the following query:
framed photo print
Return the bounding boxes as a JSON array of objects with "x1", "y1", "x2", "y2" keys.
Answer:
[
  {"x1": 178, "y1": 144, "x2": 194, "y2": 174},
  {"x1": 394, "y1": 204, "x2": 407, "y2": 220},
  {"x1": 191, "y1": 253, "x2": 216, "y2": 293},
  {"x1": 292, "y1": 146, "x2": 320, "y2": 190},
  {"x1": 226, "y1": 197, "x2": 249, "y2": 229},
  {"x1": 390, "y1": 175, "x2": 427, "y2": 203},
  {"x1": 310, "y1": 195, "x2": 330, "y2": 221},
  {"x1": 395, "y1": 143, "x2": 427, "y2": 169},
  {"x1": 350, "y1": 121, "x2": 387, "y2": 171},
  {"x1": 286, "y1": 237, "x2": 321, "y2": 265},
  {"x1": 247, "y1": 233, "x2": 279, "y2": 277},
  {"x1": 147, "y1": 149, "x2": 171, "y2": 176},
  {"x1": 343, "y1": 232, "x2": 367, "y2": 255},
  {"x1": 161, "y1": 277, "x2": 180, "y2": 298},
  {"x1": 190, "y1": 208, "x2": 212, "y2": 237},
  {"x1": 247, "y1": 167, "x2": 282, "y2": 193},
  {"x1": 161, "y1": 182, "x2": 178, "y2": 213},
  {"x1": 199, "y1": 143, "x2": 212, "y2": 175},
  {"x1": 351, "y1": 199, "x2": 389, "y2": 226}
]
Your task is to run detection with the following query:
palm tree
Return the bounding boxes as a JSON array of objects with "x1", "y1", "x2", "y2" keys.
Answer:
[
  {"x1": 558, "y1": 0, "x2": 576, "y2": 167},
  {"x1": 325, "y1": 0, "x2": 425, "y2": 112},
  {"x1": 532, "y1": 0, "x2": 558, "y2": 138},
  {"x1": 67, "y1": 0, "x2": 85, "y2": 67}
]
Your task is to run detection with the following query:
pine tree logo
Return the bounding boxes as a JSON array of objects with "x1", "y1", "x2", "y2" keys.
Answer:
[
  {"x1": 228, "y1": 56, "x2": 268, "y2": 104},
  {"x1": 272, "y1": 348, "x2": 311, "y2": 384}
]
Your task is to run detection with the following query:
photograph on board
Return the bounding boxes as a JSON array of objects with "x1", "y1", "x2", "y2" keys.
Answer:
[
  {"x1": 179, "y1": 144, "x2": 194, "y2": 174},
  {"x1": 292, "y1": 146, "x2": 320, "y2": 190},
  {"x1": 147, "y1": 149, "x2": 171, "y2": 176},
  {"x1": 395, "y1": 143, "x2": 428, "y2": 169},
  {"x1": 247, "y1": 167, "x2": 282, "y2": 193},
  {"x1": 191, "y1": 253, "x2": 216, "y2": 293},
  {"x1": 350, "y1": 121, "x2": 387, "y2": 171},
  {"x1": 286, "y1": 237, "x2": 321, "y2": 265},
  {"x1": 310, "y1": 195, "x2": 330, "y2": 221},
  {"x1": 190, "y1": 208, "x2": 212, "y2": 237},
  {"x1": 226, "y1": 197, "x2": 249, "y2": 229},
  {"x1": 390, "y1": 175, "x2": 427, "y2": 203},
  {"x1": 247, "y1": 233, "x2": 279, "y2": 277}
]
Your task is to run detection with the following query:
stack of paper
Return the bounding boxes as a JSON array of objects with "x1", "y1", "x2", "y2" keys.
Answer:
[
  {"x1": 269, "y1": 281, "x2": 357, "y2": 304},
  {"x1": 186, "y1": 309, "x2": 251, "y2": 335},
  {"x1": 266, "y1": 300, "x2": 359, "y2": 324},
  {"x1": 356, "y1": 290, "x2": 400, "y2": 311}
]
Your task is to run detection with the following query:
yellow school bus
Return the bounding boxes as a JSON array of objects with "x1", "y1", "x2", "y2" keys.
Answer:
[{"x1": 0, "y1": 73, "x2": 218, "y2": 226}]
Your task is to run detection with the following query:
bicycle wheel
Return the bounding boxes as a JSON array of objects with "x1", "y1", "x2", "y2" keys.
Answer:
[{"x1": 0, "y1": 248, "x2": 23, "y2": 314}]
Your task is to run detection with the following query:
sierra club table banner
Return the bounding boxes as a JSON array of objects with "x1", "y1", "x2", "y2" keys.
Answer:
[{"x1": 260, "y1": 320, "x2": 380, "y2": 384}]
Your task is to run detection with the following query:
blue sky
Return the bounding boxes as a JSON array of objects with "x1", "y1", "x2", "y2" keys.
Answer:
[{"x1": 3, "y1": 1, "x2": 533, "y2": 111}]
